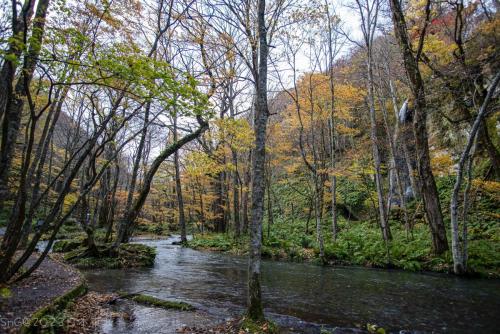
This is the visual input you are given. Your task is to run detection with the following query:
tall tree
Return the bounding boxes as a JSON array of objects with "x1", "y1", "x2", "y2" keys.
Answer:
[
  {"x1": 247, "y1": 0, "x2": 268, "y2": 321},
  {"x1": 174, "y1": 113, "x2": 188, "y2": 244},
  {"x1": 450, "y1": 72, "x2": 500, "y2": 274},
  {"x1": 354, "y1": 0, "x2": 392, "y2": 242},
  {"x1": 0, "y1": 0, "x2": 51, "y2": 206},
  {"x1": 388, "y1": 0, "x2": 448, "y2": 254}
]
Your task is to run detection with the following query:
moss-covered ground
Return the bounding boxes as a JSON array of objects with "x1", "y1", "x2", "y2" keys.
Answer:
[
  {"x1": 119, "y1": 293, "x2": 195, "y2": 311},
  {"x1": 61, "y1": 243, "x2": 156, "y2": 269}
]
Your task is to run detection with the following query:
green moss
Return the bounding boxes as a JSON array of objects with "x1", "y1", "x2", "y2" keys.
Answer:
[
  {"x1": 120, "y1": 293, "x2": 194, "y2": 311},
  {"x1": 239, "y1": 317, "x2": 279, "y2": 334},
  {"x1": 20, "y1": 283, "x2": 87, "y2": 334},
  {"x1": 53, "y1": 239, "x2": 83, "y2": 253},
  {"x1": 64, "y1": 243, "x2": 156, "y2": 269}
]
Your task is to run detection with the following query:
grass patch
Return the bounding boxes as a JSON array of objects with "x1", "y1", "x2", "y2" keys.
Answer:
[{"x1": 120, "y1": 293, "x2": 194, "y2": 311}]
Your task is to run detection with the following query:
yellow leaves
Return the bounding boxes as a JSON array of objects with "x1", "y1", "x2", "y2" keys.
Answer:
[
  {"x1": 335, "y1": 83, "x2": 364, "y2": 120},
  {"x1": 420, "y1": 34, "x2": 456, "y2": 66},
  {"x1": 212, "y1": 118, "x2": 254, "y2": 152},
  {"x1": 63, "y1": 192, "x2": 79, "y2": 213},
  {"x1": 185, "y1": 151, "x2": 219, "y2": 177},
  {"x1": 431, "y1": 151, "x2": 453, "y2": 176},
  {"x1": 285, "y1": 73, "x2": 363, "y2": 130},
  {"x1": 336, "y1": 123, "x2": 358, "y2": 136},
  {"x1": 0, "y1": 287, "x2": 12, "y2": 298},
  {"x1": 283, "y1": 162, "x2": 302, "y2": 174},
  {"x1": 471, "y1": 180, "x2": 500, "y2": 201}
]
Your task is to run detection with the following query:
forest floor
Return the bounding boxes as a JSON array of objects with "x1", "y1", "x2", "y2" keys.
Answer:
[{"x1": 0, "y1": 254, "x2": 83, "y2": 333}]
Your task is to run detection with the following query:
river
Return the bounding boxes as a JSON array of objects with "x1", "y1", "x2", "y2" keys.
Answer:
[{"x1": 83, "y1": 236, "x2": 500, "y2": 333}]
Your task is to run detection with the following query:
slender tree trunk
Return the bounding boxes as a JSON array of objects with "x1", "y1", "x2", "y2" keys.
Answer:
[
  {"x1": 450, "y1": 72, "x2": 499, "y2": 274},
  {"x1": 247, "y1": 0, "x2": 268, "y2": 322},
  {"x1": 105, "y1": 163, "x2": 120, "y2": 243},
  {"x1": 229, "y1": 85, "x2": 241, "y2": 238},
  {"x1": 366, "y1": 56, "x2": 391, "y2": 242},
  {"x1": 388, "y1": 0, "x2": 448, "y2": 254},
  {"x1": 0, "y1": 0, "x2": 50, "y2": 208},
  {"x1": 233, "y1": 149, "x2": 241, "y2": 238},
  {"x1": 119, "y1": 103, "x2": 150, "y2": 243},
  {"x1": 115, "y1": 117, "x2": 208, "y2": 247},
  {"x1": 242, "y1": 151, "x2": 251, "y2": 234},
  {"x1": 198, "y1": 182, "x2": 205, "y2": 235},
  {"x1": 174, "y1": 115, "x2": 187, "y2": 244},
  {"x1": 266, "y1": 171, "x2": 273, "y2": 239},
  {"x1": 378, "y1": 93, "x2": 411, "y2": 235},
  {"x1": 212, "y1": 171, "x2": 227, "y2": 232}
]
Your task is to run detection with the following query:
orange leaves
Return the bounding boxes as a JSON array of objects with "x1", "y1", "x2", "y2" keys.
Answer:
[{"x1": 84, "y1": 3, "x2": 123, "y2": 30}]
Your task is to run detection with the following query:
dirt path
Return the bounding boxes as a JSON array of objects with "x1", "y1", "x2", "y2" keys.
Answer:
[{"x1": 0, "y1": 254, "x2": 83, "y2": 333}]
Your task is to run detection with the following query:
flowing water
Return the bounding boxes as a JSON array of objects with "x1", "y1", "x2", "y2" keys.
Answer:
[{"x1": 83, "y1": 236, "x2": 500, "y2": 333}]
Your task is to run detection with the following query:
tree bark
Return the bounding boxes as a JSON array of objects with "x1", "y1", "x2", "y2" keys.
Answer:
[
  {"x1": 0, "y1": 0, "x2": 50, "y2": 207},
  {"x1": 120, "y1": 103, "x2": 150, "y2": 242},
  {"x1": 450, "y1": 72, "x2": 499, "y2": 274},
  {"x1": 115, "y1": 117, "x2": 208, "y2": 246},
  {"x1": 174, "y1": 114, "x2": 187, "y2": 244},
  {"x1": 247, "y1": 0, "x2": 267, "y2": 322},
  {"x1": 388, "y1": 0, "x2": 448, "y2": 254}
]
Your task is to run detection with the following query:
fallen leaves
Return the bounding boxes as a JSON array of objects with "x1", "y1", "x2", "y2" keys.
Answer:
[{"x1": 64, "y1": 292, "x2": 115, "y2": 334}]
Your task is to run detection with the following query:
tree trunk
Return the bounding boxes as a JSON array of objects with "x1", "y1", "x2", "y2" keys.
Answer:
[
  {"x1": 388, "y1": 0, "x2": 448, "y2": 254},
  {"x1": 0, "y1": 0, "x2": 51, "y2": 208},
  {"x1": 232, "y1": 149, "x2": 241, "y2": 238},
  {"x1": 366, "y1": 55, "x2": 391, "y2": 242},
  {"x1": 115, "y1": 117, "x2": 208, "y2": 246},
  {"x1": 105, "y1": 163, "x2": 120, "y2": 243},
  {"x1": 247, "y1": 0, "x2": 267, "y2": 322},
  {"x1": 266, "y1": 172, "x2": 273, "y2": 239},
  {"x1": 241, "y1": 151, "x2": 251, "y2": 234},
  {"x1": 174, "y1": 115, "x2": 187, "y2": 244},
  {"x1": 450, "y1": 72, "x2": 499, "y2": 274},
  {"x1": 119, "y1": 103, "x2": 150, "y2": 243}
]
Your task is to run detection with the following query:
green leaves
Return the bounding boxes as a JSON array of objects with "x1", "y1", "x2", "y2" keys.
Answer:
[
  {"x1": 85, "y1": 45, "x2": 209, "y2": 117},
  {"x1": 0, "y1": 287, "x2": 12, "y2": 299}
]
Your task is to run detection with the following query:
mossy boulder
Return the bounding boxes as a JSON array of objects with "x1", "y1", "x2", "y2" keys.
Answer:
[
  {"x1": 119, "y1": 293, "x2": 194, "y2": 311},
  {"x1": 64, "y1": 243, "x2": 156, "y2": 269},
  {"x1": 53, "y1": 239, "x2": 83, "y2": 253}
]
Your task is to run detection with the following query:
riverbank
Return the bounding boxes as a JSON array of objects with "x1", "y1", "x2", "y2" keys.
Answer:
[
  {"x1": 0, "y1": 254, "x2": 85, "y2": 333},
  {"x1": 188, "y1": 219, "x2": 500, "y2": 278}
]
